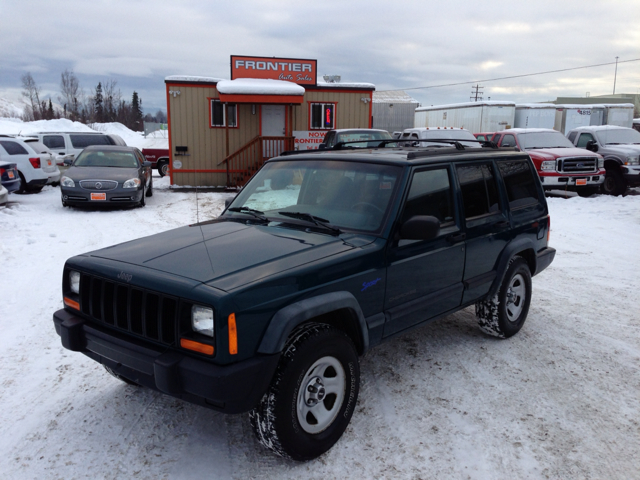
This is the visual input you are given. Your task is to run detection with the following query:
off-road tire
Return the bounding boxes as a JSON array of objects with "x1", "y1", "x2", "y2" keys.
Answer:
[
  {"x1": 139, "y1": 186, "x2": 146, "y2": 207},
  {"x1": 104, "y1": 365, "x2": 140, "y2": 386},
  {"x1": 146, "y1": 177, "x2": 153, "y2": 197},
  {"x1": 476, "y1": 256, "x2": 532, "y2": 338},
  {"x1": 250, "y1": 322, "x2": 360, "y2": 461},
  {"x1": 602, "y1": 169, "x2": 626, "y2": 196}
]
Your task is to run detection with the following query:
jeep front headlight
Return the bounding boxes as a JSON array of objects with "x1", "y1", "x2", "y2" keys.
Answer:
[
  {"x1": 191, "y1": 305, "x2": 214, "y2": 337},
  {"x1": 60, "y1": 176, "x2": 75, "y2": 188},
  {"x1": 123, "y1": 178, "x2": 141, "y2": 188},
  {"x1": 69, "y1": 270, "x2": 81, "y2": 294},
  {"x1": 540, "y1": 160, "x2": 556, "y2": 171},
  {"x1": 625, "y1": 155, "x2": 639, "y2": 165}
]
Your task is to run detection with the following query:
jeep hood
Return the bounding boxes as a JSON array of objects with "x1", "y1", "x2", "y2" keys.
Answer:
[{"x1": 87, "y1": 220, "x2": 372, "y2": 290}]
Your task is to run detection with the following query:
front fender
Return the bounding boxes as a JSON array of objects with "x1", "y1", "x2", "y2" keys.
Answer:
[{"x1": 257, "y1": 291, "x2": 369, "y2": 355}]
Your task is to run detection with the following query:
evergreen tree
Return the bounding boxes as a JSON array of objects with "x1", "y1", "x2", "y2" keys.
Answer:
[
  {"x1": 47, "y1": 99, "x2": 54, "y2": 119},
  {"x1": 131, "y1": 91, "x2": 143, "y2": 131},
  {"x1": 94, "y1": 82, "x2": 104, "y2": 122}
]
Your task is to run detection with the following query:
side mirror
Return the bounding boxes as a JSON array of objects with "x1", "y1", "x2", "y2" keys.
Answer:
[
  {"x1": 143, "y1": 161, "x2": 152, "y2": 167},
  {"x1": 224, "y1": 197, "x2": 234, "y2": 209},
  {"x1": 400, "y1": 215, "x2": 440, "y2": 240},
  {"x1": 64, "y1": 158, "x2": 73, "y2": 166},
  {"x1": 586, "y1": 140, "x2": 598, "y2": 152}
]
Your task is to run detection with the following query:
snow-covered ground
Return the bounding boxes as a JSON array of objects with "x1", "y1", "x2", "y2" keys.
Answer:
[{"x1": 0, "y1": 177, "x2": 639, "y2": 479}]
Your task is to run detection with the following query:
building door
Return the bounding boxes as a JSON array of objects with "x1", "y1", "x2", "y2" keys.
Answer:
[{"x1": 261, "y1": 105, "x2": 286, "y2": 158}]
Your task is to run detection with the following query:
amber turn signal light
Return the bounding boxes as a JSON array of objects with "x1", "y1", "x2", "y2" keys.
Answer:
[
  {"x1": 180, "y1": 338, "x2": 214, "y2": 356},
  {"x1": 64, "y1": 297, "x2": 80, "y2": 311},
  {"x1": 228, "y1": 313, "x2": 238, "y2": 355}
]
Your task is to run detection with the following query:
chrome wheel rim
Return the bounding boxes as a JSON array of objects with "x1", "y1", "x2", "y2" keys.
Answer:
[
  {"x1": 296, "y1": 356, "x2": 346, "y2": 434},
  {"x1": 505, "y1": 273, "x2": 526, "y2": 321}
]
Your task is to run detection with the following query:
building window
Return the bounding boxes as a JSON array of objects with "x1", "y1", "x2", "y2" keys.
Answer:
[
  {"x1": 310, "y1": 103, "x2": 335, "y2": 129},
  {"x1": 210, "y1": 100, "x2": 237, "y2": 128}
]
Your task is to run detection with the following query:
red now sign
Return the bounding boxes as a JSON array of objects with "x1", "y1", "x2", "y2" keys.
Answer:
[{"x1": 231, "y1": 56, "x2": 317, "y2": 86}]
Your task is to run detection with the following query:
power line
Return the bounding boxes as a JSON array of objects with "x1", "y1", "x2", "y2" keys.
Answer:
[{"x1": 379, "y1": 58, "x2": 640, "y2": 92}]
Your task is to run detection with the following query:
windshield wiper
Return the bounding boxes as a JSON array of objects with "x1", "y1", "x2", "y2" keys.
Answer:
[
  {"x1": 277, "y1": 211, "x2": 342, "y2": 235},
  {"x1": 227, "y1": 207, "x2": 269, "y2": 221}
]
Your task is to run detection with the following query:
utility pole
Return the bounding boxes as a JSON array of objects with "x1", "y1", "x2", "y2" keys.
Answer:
[
  {"x1": 613, "y1": 56, "x2": 619, "y2": 95},
  {"x1": 470, "y1": 84, "x2": 483, "y2": 102}
]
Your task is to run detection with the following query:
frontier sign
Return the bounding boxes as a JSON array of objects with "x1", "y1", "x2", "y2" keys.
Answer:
[{"x1": 231, "y1": 55, "x2": 317, "y2": 86}]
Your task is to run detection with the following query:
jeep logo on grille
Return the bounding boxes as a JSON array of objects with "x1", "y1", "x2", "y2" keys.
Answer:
[
  {"x1": 95, "y1": 182, "x2": 103, "y2": 190},
  {"x1": 117, "y1": 272, "x2": 133, "y2": 282}
]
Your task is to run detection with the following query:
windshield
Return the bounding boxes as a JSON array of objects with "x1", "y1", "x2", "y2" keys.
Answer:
[
  {"x1": 74, "y1": 150, "x2": 139, "y2": 168},
  {"x1": 518, "y1": 132, "x2": 574, "y2": 149},
  {"x1": 595, "y1": 128, "x2": 640, "y2": 145},
  {"x1": 336, "y1": 130, "x2": 392, "y2": 148},
  {"x1": 227, "y1": 159, "x2": 402, "y2": 233}
]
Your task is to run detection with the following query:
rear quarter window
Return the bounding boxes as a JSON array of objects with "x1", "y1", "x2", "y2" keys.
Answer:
[
  {"x1": 497, "y1": 160, "x2": 540, "y2": 209},
  {"x1": 0, "y1": 140, "x2": 29, "y2": 155},
  {"x1": 43, "y1": 135, "x2": 66, "y2": 149}
]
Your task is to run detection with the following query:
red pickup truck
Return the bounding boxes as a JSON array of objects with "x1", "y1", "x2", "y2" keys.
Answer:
[
  {"x1": 141, "y1": 148, "x2": 170, "y2": 177},
  {"x1": 491, "y1": 128, "x2": 605, "y2": 196}
]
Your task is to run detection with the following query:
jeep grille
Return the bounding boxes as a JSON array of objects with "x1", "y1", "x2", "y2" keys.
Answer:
[
  {"x1": 79, "y1": 273, "x2": 177, "y2": 346},
  {"x1": 557, "y1": 157, "x2": 598, "y2": 173}
]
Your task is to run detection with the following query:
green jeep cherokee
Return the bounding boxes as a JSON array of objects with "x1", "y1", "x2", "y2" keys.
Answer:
[{"x1": 53, "y1": 143, "x2": 555, "y2": 461}]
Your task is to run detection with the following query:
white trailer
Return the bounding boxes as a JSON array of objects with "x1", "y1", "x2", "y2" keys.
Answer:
[
  {"x1": 514, "y1": 104, "x2": 556, "y2": 129},
  {"x1": 554, "y1": 105, "x2": 593, "y2": 134},
  {"x1": 602, "y1": 104, "x2": 634, "y2": 128},
  {"x1": 414, "y1": 101, "x2": 515, "y2": 133}
]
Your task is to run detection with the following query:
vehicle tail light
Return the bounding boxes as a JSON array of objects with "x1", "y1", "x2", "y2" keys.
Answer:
[
  {"x1": 0, "y1": 167, "x2": 5, "y2": 176},
  {"x1": 29, "y1": 157, "x2": 41, "y2": 169}
]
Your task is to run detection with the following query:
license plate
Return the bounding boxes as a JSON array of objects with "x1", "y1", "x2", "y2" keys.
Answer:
[
  {"x1": 47, "y1": 160, "x2": 52, "y2": 166},
  {"x1": 91, "y1": 193, "x2": 106, "y2": 201},
  {"x1": 576, "y1": 178, "x2": 587, "y2": 186},
  {"x1": 8, "y1": 171, "x2": 15, "y2": 179}
]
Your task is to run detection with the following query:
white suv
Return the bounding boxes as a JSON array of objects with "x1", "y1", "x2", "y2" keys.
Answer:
[
  {"x1": 0, "y1": 136, "x2": 60, "y2": 193},
  {"x1": 31, "y1": 132, "x2": 125, "y2": 166}
]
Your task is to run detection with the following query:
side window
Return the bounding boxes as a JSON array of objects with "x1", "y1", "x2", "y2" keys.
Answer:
[
  {"x1": 457, "y1": 163, "x2": 501, "y2": 219},
  {"x1": 576, "y1": 133, "x2": 595, "y2": 148},
  {"x1": 43, "y1": 135, "x2": 65, "y2": 150},
  {"x1": 310, "y1": 103, "x2": 335, "y2": 129},
  {"x1": 501, "y1": 134, "x2": 516, "y2": 147},
  {"x1": 497, "y1": 160, "x2": 540, "y2": 209},
  {"x1": 402, "y1": 168, "x2": 454, "y2": 225},
  {"x1": 0, "y1": 140, "x2": 29, "y2": 155},
  {"x1": 567, "y1": 131, "x2": 578, "y2": 143},
  {"x1": 324, "y1": 132, "x2": 336, "y2": 147},
  {"x1": 210, "y1": 100, "x2": 237, "y2": 127}
]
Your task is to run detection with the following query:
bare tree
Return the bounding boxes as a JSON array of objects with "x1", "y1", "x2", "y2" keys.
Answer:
[
  {"x1": 21, "y1": 72, "x2": 43, "y2": 121},
  {"x1": 59, "y1": 69, "x2": 81, "y2": 120},
  {"x1": 103, "y1": 79, "x2": 121, "y2": 123}
]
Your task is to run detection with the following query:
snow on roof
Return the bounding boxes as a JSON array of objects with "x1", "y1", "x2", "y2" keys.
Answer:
[
  {"x1": 554, "y1": 104, "x2": 595, "y2": 109},
  {"x1": 316, "y1": 78, "x2": 375, "y2": 89},
  {"x1": 503, "y1": 128, "x2": 559, "y2": 133},
  {"x1": 165, "y1": 75, "x2": 226, "y2": 84},
  {"x1": 416, "y1": 101, "x2": 515, "y2": 112},
  {"x1": 372, "y1": 91, "x2": 419, "y2": 103},
  {"x1": 553, "y1": 104, "x2": 633, "y2": 109},
  {"x1": 516, "y1": 103, "x2": 557, "y2": 109},
  {"x1": 217, "y1": 78, "x2": 304, "y2": 96}
]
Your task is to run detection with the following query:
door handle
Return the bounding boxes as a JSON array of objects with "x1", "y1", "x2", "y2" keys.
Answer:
[{"x1": 446, "y1": 232, "x2": 466, "y2": 244}]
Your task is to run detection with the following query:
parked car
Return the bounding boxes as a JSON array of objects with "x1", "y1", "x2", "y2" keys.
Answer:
[
  {"x1": 566, "y1": 125, "x2": 640, "y2": 195},
  {"x1": 491, "y1": 128, "x2": 605, "y2": 196},
  {"x1": 0, "y1": 135, "x2": 59, "y2": 193},
  {"x1": 59, "y1": 146, "x2": 153, "y2": 208},
  {"x1": 141, "y1": 147, "x2": 170, "y2": 176},
  {"x1": 0, "y1": 160, "x2": 21, "y2": 193},
  {"x1": 0, "y1": 184, "x2": 8, "y2": 206},
  {"x1": 474, "y1": 132, "x2": 496, "y2": 142},
  {"x1": 318, "y1": 129, "x2": 393, "y2": 149},
  {"x1": 399, "y1": 127, "x2": 481, "y2": 148},
  {"x1": 31, "y1": 132, "x2": 125, "y2": 166},
  {"x1": 53, "y1": 139, "x2": 555, "y2": 461}
]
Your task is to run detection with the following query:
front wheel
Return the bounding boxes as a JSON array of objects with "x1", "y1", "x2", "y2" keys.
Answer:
[
  {"x1": 602, "y1": 169, "x2": 626, "y2": 196},
  {"x1": 476, "y1": 256, "x2": 532, "y2": 338},
  {"x1": 250, "y1": 323, "x2": 360, "y2": 461}
]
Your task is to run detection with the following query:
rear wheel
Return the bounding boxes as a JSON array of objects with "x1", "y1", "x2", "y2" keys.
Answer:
[
  {"x1": 146, "y1": 177, "x2": 153, "y2": 197},
  {"x1": 602, "y1": 169, "x2": 626, "y2": 196},
  {"x1": 157, "y1": 160, "x2": 169, "y2": 177},
  {"x1": 476, "y1": 256, "x2": 532, "y2": 338},
  {"x1": 250, "y1": 323, "x2": 360, "y2": 461}
]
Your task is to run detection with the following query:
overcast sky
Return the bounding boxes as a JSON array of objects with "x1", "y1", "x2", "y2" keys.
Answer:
[{"x1": 1, "y1": 0, "x2": 639, "y2": 113}]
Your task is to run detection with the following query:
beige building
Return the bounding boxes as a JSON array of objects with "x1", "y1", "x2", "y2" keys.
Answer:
[{"x1": 165, "y1": 57, "x2": 375, "y2": 188}]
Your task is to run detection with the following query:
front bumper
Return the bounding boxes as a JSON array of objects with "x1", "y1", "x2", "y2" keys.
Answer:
[
  {"x1": 53, "y1": 308, "x2": 279, "y2": 413},
  {"x1": 621, "y1": 165, "x2": 640, "y2": 186},
  {"x1": 539, "y1": 173, "x2": 603, "y2": 190},
  {"x1": 61, "y1": 186, "x2": 144, "y2": 205}
]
